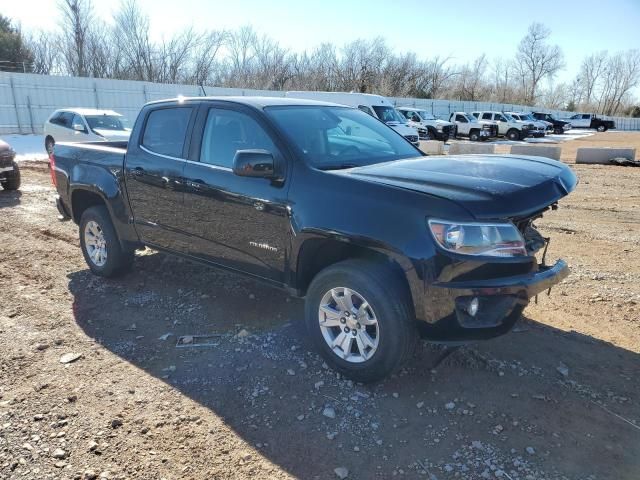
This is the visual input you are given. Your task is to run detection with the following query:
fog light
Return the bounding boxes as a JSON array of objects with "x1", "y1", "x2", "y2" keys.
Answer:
[{"x1": 468, "y1": 297, "x2": 479, "y2": 317}]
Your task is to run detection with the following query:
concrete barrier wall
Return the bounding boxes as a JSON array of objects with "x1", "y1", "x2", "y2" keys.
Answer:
[
  {"x1": 509, "y1": 145, "x2": 561, "y2": 160},
  {"x1": 419, "y1": 140, "x2": 444, "y2": 155},
  {"x1": 576, "y1": 147, "x2": 636, "y2": 164},
  {"x1": 448, "y1": 143, "x2": 496, "y2": 155}
]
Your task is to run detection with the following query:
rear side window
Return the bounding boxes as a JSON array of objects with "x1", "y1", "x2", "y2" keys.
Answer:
[
  {"x1": 59, "y1": 112, "x2": 74, "y2": 128},
  {"x1": 142, "y1": 107, "x2": 193, "y2": 158},
  {"x1": 481, "y1": 113, "x2": 492, "y2": 120}
]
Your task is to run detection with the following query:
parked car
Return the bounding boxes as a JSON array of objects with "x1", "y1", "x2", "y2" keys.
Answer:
[
  {"x1": 532, "y1": 112, "x2": 571, "y2": 134},
  {"x1": 396, "y1": 107, "x2": 457, "y2": 141},
  {"x1": 0, "y1": 139, "x2": 20, "y2": 191},
  {"x1": 44, "y1": 108, "x2": 131, "y2": 153},
  {"x1": 507, "y1": 112, "x2": 548, "y2": 137},
  {"x1": 566, "y1": 113, "x2": 615, "y2": 132},
  {"x1": 50, "y1": 96, "x2": 576, "y2": 383},
  {"x1": 285, "y1": 91, "x2": 420, "y2": 146},
  {"x1": 448, "y1": 112, "x2": 498, "y2": 141},
  {"x1": 472, "y1": 111, "x2": 535, "y2": 140}
]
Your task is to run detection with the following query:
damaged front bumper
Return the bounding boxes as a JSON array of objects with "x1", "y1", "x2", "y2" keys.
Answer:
[{"x1": 419, "y1": 259, "x2": 569, "y2": 342}]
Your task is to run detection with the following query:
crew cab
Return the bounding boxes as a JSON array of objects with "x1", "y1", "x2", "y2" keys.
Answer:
[
  {"x1": 532, "y1": 112, "x2": 571, "y2": 134},
  {"x1": 44, "y1": 108, "x2": 131, "y2": 153},
  {"x1": 50, "y1": 96, "x2": 576, "y2": 383},
  {"x1": 448, "y1": 112, "x2": 498, "y2": 141},
  {"x1": 0, "y1": 139, "x2": 20, "y2": 191},
  {"x1": 396, "y1": 107, "x2": 457, "y2": 141},
  {"x1": 566, "y1": 113, "x2": 615, "y2": 132},
  {"x1": 472, "y1": 111, "x2": 535, "y2": 140},
  {"x1": 285, "y1": 91, "x2": 421, "y2": 146}
]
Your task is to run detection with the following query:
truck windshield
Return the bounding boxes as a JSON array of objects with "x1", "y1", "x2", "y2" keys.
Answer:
[
  {"x1": 418, "y1": 111, "x2": 437, "y2": 120},
  {"x1": 85, "y1": 115, "x2": 128, "y2": 131},
  {"x1": 266, "y1": 106, "x2": 420, "y2": 170},
  {"x1": 371, "y1": 105, "x2": 405, "y2": 123}
]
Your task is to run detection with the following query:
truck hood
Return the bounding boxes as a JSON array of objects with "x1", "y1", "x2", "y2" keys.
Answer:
[
  {"x1": 338, "y1": 154, "x2": 577, "y2": 219},
  {"x1": 385, "y1": 122, "x2": 418, "y2": 136}
]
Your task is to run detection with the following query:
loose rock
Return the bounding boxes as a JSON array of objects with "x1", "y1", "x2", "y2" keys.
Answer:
[
  {"x1": 323, "y1": 406, "x2": 336, "y2": 419},
  {"x1": 334, "y1": 466, "x2": 349, "y2": 479},
  {"x1": 59, "y1": 352, "x2": 82, "y2": 364}
]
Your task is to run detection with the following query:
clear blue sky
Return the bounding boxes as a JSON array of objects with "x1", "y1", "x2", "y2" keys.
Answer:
[{"x1": 4, "y1": 0, "x2": 640, "y2": 87}]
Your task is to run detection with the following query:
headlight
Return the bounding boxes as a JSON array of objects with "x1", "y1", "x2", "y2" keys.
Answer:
[
  {"x1": 428, "y1": 219, "x2": 527, "y2": 257},
  {"x1": 436, "y1": 126, "x2": 443, "y2": 132},
  {"x1": 522, "y1": 125, "x2": 530, "y2": 129}
]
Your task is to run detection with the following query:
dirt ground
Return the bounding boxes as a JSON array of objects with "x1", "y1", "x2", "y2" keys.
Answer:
[{"x1": 1, "y1": 132, "x2": 639, "y2": 480}]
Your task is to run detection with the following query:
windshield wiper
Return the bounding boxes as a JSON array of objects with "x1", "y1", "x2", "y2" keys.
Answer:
[{"x1": 319, "y1": 163, "x2": 358, "y2": 170}]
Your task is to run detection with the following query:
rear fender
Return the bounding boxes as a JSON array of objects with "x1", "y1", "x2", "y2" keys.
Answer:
[{"x1": 70, "y1": 163, "x2": 140, "y2": 246}]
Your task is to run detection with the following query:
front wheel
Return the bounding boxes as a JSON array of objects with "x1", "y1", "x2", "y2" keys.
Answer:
[
  {"x1": 596, "y1": 125, "x2": 607, "y2": 132},
  {"x1": 2, "y1": 162, "x2": 20, "y2": 190},
  {"x1": 507, "y1": 129, "x2": 520, "y2": 141},
  {"x1": 79, "y1": 206, "x2": 134, "y2": 277},
  {"x1": 469, "y1": 130, "x2": 480, "y2": 142},
  {"x1": 305, "y1": 259, "x2": 417, "y2": 383}
]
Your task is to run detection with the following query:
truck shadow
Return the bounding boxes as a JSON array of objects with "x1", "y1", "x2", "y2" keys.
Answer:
[
  {"x1": 0, "y1": 189, "x2": 22, "y2": 208},
  {"x1": 67, "y1": 250, "x2": 640, "y2": 480}
]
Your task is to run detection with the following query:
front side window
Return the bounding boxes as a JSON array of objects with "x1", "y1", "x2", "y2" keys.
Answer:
[
  {"x1": 142, "y1": 107, "x2": 192, "y2": 158},
  {"x1": 200, "y1": 109, "x2": 277, "y2": 168},
  {"x1": 418, "y1": 111, "x2": 436, "y2": 121},
  {"x1": 496, "y1": 114, "x2": 508, "y2": 122},
  {"x1": 582, "y1": 114, "x2": 591, "y2": 119},
  {"x1": 455, "y1": 114, "x2": 468, "y2": 123},
  {"x1": 481, "y1": 113, "x2": 492, "y2": 120},
  {"x1": 72, "y1": 114, "x2": 86, "y2": 131},
  {"x1": 570, "y1": 114, "x2": 580, "y2": 119},
  {"x1": 266, "y1": 106, "x2": 419, "y2": 170},
  {"x1": 59, "y1": 112, "x2": 74, "y2": 128},
  {"x1": 357, "y1": 105, "x2": 374, "y2": 116}
]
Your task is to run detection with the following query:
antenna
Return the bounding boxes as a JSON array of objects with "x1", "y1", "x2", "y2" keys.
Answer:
[{"x1": 200, "y1": 84, "x2": 207, "y2": 96}]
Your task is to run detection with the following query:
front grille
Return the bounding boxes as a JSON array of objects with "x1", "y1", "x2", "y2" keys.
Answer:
[
  {"x1": 0, "y1": 150, "x2": 15, "y2": 167},
  {"x1": 417, "y1": 128, "x2": 429, "y2": 140},
  {"x1": 405, "y1": 135, "x2": 419, "y2": 143}
]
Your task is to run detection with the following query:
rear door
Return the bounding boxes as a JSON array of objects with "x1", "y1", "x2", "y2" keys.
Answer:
[
  {"x1": 179, "y1": 102, "x2": 290, "y2": 284},
  {"x1": 570, "y1": 114, "x2": 589, "y2": 128},
  {"x1": 124, "y1": 105, "x2": 196, "y2": 250}
]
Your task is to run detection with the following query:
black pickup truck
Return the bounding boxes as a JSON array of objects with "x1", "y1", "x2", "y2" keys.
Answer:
[{"x1": 50, "y1": 96, "x2": 577, "y2": 382}]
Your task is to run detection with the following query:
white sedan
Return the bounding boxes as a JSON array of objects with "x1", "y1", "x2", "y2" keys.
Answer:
[{"x1": 44, "y1": 108, "x2": 131, "y2": 153}]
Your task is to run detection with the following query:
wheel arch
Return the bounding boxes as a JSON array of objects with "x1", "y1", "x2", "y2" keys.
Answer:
[{"x1": 292, "y1": 233, "x2": 424, "y2": 320}]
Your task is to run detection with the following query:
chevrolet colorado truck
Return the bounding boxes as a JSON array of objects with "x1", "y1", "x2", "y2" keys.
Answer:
[
  {"x1": 566, "y1": 113, "x2": 615, "y2": 132},
  {"x1": 50, "y1": 96, "x2": 576, "y2": 383},
  {"x1": 0, "y1": 139, "x2": 20, "y2": 191}
]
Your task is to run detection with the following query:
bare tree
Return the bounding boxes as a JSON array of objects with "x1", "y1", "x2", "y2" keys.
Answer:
[
  {"x1": 577, "y1": 51, "x2": 608, "y2": 105},
  {"x1": 413, "y1": 56, "x2": 457, "y2": 98},
  {"x1": 454, "y1": 54, "x2": 488, "y2": 101},
  {"x1": 515, "y1": 23, "x2": 565, "y2": 104},
  {"x1": 187, "y1": 30, "x2": 227, "y2": 86},
  {"x1": 58, "y1": 0, "x2": 93, "y2": 76},
  {"x1": 113, "y1": 0, "x2": 155, "y2": 81}
]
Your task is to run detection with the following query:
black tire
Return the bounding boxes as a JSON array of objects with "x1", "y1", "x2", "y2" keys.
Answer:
[
  {"x1": 45, "y1": 136, "x2": 55, "y2": 154},
  {"x1": 427, "y1": 128, "x2": 437, "y2": 141},
  {"x1": 79, "y1": 206, "x2": 134, "y2": 277},
  {"x1": 469, "y1": 130, "x2": 480, "y2": 142},
  {"x1": 305, "y1": 259, "x2": 418, "y2": 383},
  {"x1": 596, "y1": 124, "x2": 607, "y2": 132},
  {"x1": 507, "y1": 129, "x2": 520, "y2": 141},
  {"x1": 2, "y1": 162, "x2": 20, "y2": 190},
  {"x1": 554, "y1": 128, "x2": 563, "y2": 135}
]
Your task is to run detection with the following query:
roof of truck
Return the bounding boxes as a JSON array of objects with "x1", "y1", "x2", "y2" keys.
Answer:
[{"x1": 147, "y1": 96, "x2": 345, "y2": 109}]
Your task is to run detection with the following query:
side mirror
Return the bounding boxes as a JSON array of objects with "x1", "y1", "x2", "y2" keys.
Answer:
[
  {"x1": 233, "y1": 149, "x2": 279, "y2": 180},
  {"x1": 73, "y1": 123, "x2": 85, "y2": 132}
]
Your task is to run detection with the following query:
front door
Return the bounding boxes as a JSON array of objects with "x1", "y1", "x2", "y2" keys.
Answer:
[
  {"x1": 124, "y1": 105, "x2": 196, "y2": 250},
  {"x1": 179, "y1": 104, "x2": 290, "y2": 284}
]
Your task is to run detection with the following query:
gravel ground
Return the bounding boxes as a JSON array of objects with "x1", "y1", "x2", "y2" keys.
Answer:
[{"x1": 1, "y1": 132, "x2": 639, "y2": 479}]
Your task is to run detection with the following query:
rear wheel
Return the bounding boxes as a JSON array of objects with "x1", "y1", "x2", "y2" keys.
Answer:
[
  {"x1": 596, "y1": 124, "x2": 607, "y2": 132},
  {"x1": 45, "y1": 136, "x2": 55, "y2": 154},
  {"x1": 469, "y1": 130, "x2": 480, "y2": 142},
  {"x1": 79, "y1": 206, "x2": 134, "y2": 277},
  {"x1": 2, "y1": 162, "x2": 20, "y2": 190},
  {"x1": 305, "y1": 259, "x2": 417, "y2": 383}
]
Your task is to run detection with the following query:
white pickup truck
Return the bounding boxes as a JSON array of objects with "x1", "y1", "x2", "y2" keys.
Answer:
[
  {"x1": 396, "y1": 107, "x2": 457, "y2": 141},
  {"x1": 448, "y1": 112, "x2": 498, "y2": 141},
  {"x1": 507, "y1": 112, "x2": 548, "y2": 137},
  {"x1": 472, "y1": 111, "x2": 535, "y2": 141},
  {"x1": 566, "y1": 113, "x2": 615, "y2": 132}
]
